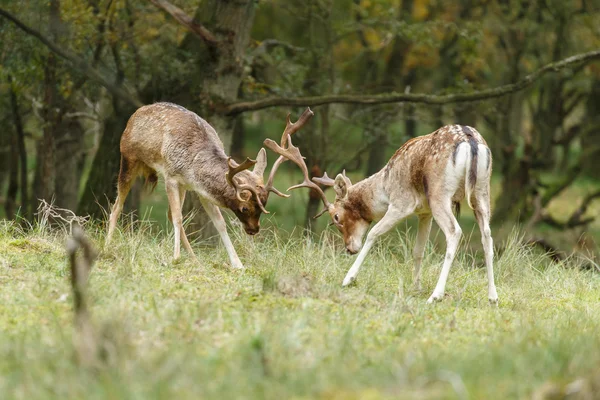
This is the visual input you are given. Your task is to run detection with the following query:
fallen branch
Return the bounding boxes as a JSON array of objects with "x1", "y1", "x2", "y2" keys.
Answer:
[
  {"x1": 36, "y1": 199, "x2": 89, "y2": 233},
  {"x1": 223, "y1": 50, "x2": 600, "y2": 114}
]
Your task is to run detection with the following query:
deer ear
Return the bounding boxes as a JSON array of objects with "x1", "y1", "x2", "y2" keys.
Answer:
[
  {"x1": 334, "y1": 173, "x2": 349, "y2": 199},
  {"x1": 341, "y1": 169, "x2": 352, "y2": 186},
  {"x1": 253, "y1": 148, "x2": 267, "y2": 177}
]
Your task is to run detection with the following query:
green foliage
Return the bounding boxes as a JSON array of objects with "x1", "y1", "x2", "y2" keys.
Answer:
[
  {"x1": 1, "y1": 0, "x2": 599, "y2": 244},
  {"x1": 1, "y1": 222, "x2": 600, "y2": 399}
]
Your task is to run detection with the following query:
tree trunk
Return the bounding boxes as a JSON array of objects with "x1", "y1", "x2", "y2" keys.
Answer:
[
  {"x1": 33, "y1": 0, "x2": 62, "y2": 214},
  {"x1": 78, "y1": 100, "x2": 135, "y2": 218},
  {"x1": 582, "y1": 80, "x2": 600, "y2": 177},
  {"x1": 5, "y1": 120, "x2": 19, "y2": 219},
  {"x1": 9, "y1": 76, "x2": 29, "y2": 219},
  {"x1": 365, "y1": 0, "x2": 414, "y2": 176},
  {"x1": 182, "y1": 0, "x2": 257, "y2": 240},
  {"x1": 54, "y1": 118, "x2": 84, "y2": 211},
  {"x1": 229, "y1": 113, "x2": 245, "y2": 161}
]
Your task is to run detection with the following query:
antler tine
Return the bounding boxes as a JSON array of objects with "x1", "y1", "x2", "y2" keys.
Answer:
[
  {"x1": 310, "y1": 172, "x2": 335, "y2": 219},
  {"x1": 225, "y1": 157, "x2": 270, "y2": 214},
  {"x1": 226, "y1": 157, "x2": 256, "y2": 185},
  {"x1": 265, "y1": 107, "x2": 314, "y2": 198},
  {"x1": 264, "y1": 134, "x2": 332, "y2": 213},
  {"x1": 312, "y1": 172, "x2": 335, "y2": 187},
  {"x1": 281, "y1": 107, "x2": 314, "y2": 147}
]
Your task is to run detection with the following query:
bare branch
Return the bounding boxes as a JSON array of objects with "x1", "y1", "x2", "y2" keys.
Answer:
[
  {"x1": 148, "y1": 0, "x2": 217, "y2": 46},
  {"x1": 567, "y1": 190, "x2": 600, "y2": 227},
  {"x1": 0, "y1": 7, "x2": 143, "y2": 108},
  {"x1": 252, "y1": 39, "x2": 305, "y2": 57},
  {"x1": 223, "y1": 50, "x2": 600, "y2": 115}
]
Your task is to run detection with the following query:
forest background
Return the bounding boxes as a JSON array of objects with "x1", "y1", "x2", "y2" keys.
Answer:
[{"x1": 1, "y1": 0, "x2": 599, "y2": 256}]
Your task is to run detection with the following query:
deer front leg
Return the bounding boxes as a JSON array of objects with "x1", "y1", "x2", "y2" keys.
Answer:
[
  {"x1": 342, "y1": 205, "x2": 413, "y2": 286},
  {"x1": 165, "y1": 179, "x2": 184, "y2": 260},
  {"x1": 199, "y1": 198, "x2": 244, "y2": 269}
]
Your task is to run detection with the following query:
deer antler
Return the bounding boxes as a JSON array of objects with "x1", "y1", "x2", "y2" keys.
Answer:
[
  {"x1": 312, "y1": 172, "x2": 335, "y2": 187},
  {"x1": 265, "y1": 108, "x2": 315, "y2": 198},
  {"x1": 226, "y1": 157, "x2": 269, "y2": 214},
  {"x1": 264, "y1": 133, "x2": 333, "y2": 218},
  {"x1": 310, "y1": 172, "x2": 336, "y2": 218}
]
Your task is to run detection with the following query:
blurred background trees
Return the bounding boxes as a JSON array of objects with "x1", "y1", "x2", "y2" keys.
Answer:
[{"x1": 1, "y1": 0, "x2": 599, "y2": 254}]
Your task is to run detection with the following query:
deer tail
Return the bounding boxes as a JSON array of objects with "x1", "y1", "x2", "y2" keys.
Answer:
[{"x1": 464, "y1": 137, "x2": 478, "y2": 210}]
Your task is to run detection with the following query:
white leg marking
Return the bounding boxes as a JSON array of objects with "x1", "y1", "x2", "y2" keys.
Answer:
[
  {"x1": 427, "y1": 204, "x2": 462, "y2": 304},
  {"x1": 474, "y1": 195, "x2": 498, "y2": 304},
  {"x1": 342, "y1": 205, "x2": 414, "y2": 286},
  {"x1": 165, "y1": 179, "x2": 183, "y2": 260}
]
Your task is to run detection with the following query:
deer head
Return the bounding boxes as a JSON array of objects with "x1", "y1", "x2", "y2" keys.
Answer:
[
  {"x1": 225, "y1": 152, "x2": 269, "y2": 235},
  {"x1": 227, "y1": 107, "x2": 315, "y2": 235},
  {"x1": 316, "y1": 171, "x2": 371, "y2": 254},
  {"x1": 265, "y1": 131, "x2": 370, "y2": 253}
]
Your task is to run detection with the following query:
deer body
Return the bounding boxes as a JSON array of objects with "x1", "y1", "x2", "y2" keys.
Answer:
[
  {"x1": 266, "y1": 124, "x2": 498, "y2": 304},
  {"x1": 106, "y1": 103, "x2": 313, "y2": 267}
]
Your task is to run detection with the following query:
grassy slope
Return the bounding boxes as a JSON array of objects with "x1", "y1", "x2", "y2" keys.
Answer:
[{"x1": 1, "y1": 220, "x2": 600, "y2": 400}]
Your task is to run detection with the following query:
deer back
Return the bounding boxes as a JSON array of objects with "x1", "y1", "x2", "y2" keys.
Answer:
[
  {"x1": 121, "y1": 102, "x2": 228, "y2": 181},
  {"x1": 383, "y1": 125, "x2": 490, "y2": 206}
]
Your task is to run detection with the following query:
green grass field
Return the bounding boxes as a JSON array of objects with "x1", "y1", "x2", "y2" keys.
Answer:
[{"x1": 1, "y1": 218, "x2": 600, "y2": 400}]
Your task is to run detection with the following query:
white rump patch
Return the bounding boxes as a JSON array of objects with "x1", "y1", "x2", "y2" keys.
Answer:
[{"x1": 442, "y1": 142, "x2": 470, "y2": 196}]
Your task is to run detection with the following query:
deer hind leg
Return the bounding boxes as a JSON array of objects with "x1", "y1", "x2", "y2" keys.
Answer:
[
  {"x1": 473, "y1": 186, "x2": 498, "y2": 304},
  {"x1": 413, "y1": 213, "x2": 433, "y2": 291},
  {"x1": 165, "y1": 178, "x2": 185, "y2": 260},
  {"x1": 199, "y1": 198, "x2": 244, "y2": 269},
  {"x1": 427, "y1": 200, "x2": 462, "y2": 303},
  {"x1": 342, "y1": 203, "x2": 415, "y2": 287},
  {"x1": 107, "y1": 156, "x2": 139, "y2": 244}
]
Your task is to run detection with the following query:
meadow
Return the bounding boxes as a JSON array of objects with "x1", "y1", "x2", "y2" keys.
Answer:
[{"x1": 1, "y1": 213, "x2": 600, "y2": 400}]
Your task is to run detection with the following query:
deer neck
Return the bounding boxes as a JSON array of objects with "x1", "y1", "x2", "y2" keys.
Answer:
[
  {"x1": 346, "y1": 171, "x2": 388, "y2": 222},
  {"x1": 192, "y1": 151, "x2": 239, "y2": 209}
]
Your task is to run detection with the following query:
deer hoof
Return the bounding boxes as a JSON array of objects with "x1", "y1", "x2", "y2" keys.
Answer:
[
  {"x1": 426, "y1": 293, "x2": 444, "y2": 304},
  {"x1": 342, "y1": 276, "x2": 356, "y2": 287}
]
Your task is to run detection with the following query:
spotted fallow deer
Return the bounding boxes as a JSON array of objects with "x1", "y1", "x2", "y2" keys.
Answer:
[
  {"x1": 264, "y1": 124, "x2": 498, "y2": 304},
  {"x1": 106, "y1": 102, "x2": 314, "y2": 268}
]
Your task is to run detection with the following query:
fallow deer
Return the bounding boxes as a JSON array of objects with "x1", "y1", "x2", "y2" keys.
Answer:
[
  {"x1": 264, "y1": 125, "x2": 498, "y2": 304},
  {"x1": 106, "y1": 102, "x2": 314, "y2": 268}
]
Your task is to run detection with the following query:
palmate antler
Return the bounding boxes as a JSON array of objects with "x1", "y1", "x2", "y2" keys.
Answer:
[
  {"x1": 263, "y1": 114, "x2": 335, "y2": 219},
  {"x1": 226, "y1": 108, "x2": 316, "y2": 214},
  {"x1": 226, "y1": 156, "x2": 270, "y2": 214},
  {"x1": 264, "y1": 107, "x2": 316, "y2": 198}
]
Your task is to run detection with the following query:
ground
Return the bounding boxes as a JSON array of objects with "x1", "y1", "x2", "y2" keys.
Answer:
[{"x1": 1, "y1": 218, "x2": 599, "y2": 400}]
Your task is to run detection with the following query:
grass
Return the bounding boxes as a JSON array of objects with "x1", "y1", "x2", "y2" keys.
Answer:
[{"x1": 1, "y1": 218, "x2": 600, "y2": 400}]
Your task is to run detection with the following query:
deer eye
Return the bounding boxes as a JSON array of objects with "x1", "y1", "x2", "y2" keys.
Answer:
[{"x1": 334, "y1": 214, "x2": 339, "y2": 222}]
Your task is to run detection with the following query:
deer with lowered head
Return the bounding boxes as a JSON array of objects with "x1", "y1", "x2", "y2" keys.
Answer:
[
  {"x1": 106, "y1": 102, "x2": 314, "y2": 268},
  {"x1": 264, "y1": 124, "x2": 498, "y2": 304}
]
